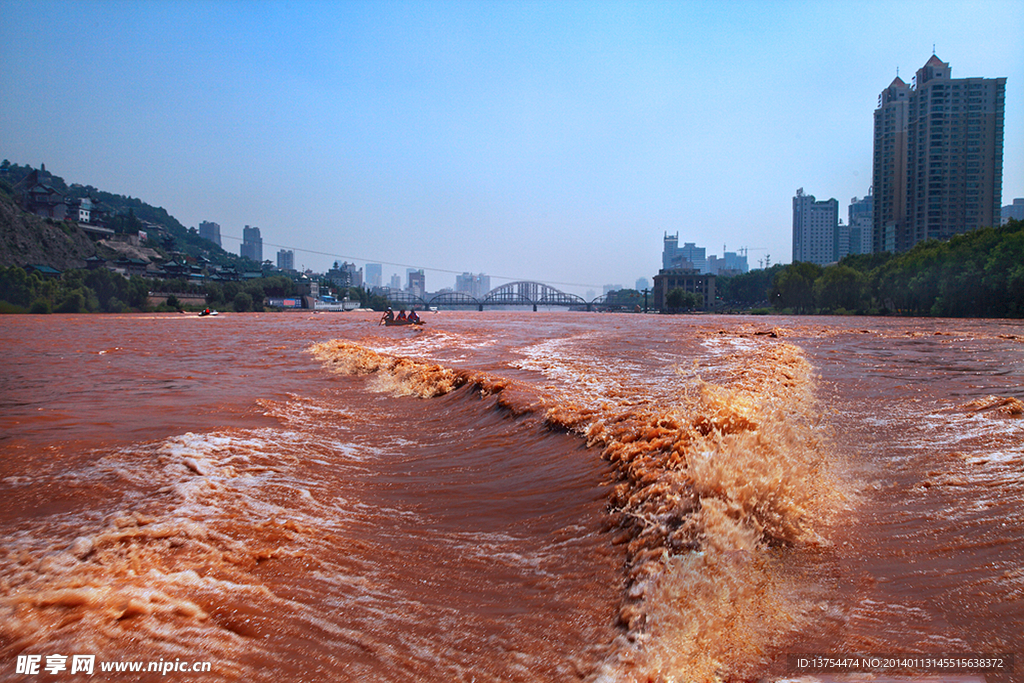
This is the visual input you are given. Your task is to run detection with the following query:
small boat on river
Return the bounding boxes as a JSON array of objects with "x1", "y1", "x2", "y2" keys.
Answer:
[{"x1": 379, "y1": 307, "x2": 425, "y2": 326}]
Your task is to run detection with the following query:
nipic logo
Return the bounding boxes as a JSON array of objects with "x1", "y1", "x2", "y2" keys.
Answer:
[{"x1": 14, "y1": 654, "x2": 212, "y2": 676}]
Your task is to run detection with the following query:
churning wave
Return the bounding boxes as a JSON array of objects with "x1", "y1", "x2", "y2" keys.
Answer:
[{"x1": 309, "y1": 331, "x2": 842, "y2": 682}]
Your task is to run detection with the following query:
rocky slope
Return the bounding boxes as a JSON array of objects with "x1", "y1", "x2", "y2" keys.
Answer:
[{"x1": 0, "y1": 191, "x2": 99, "y2": 270}]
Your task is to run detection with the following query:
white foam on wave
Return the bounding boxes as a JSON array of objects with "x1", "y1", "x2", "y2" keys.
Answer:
[
  {"x1": 439, "y1": 530, "x2": 560, "y2": 577},
  {"x1": 370, "y1": 328, "x2": 498, "y2": 360},
  {"x1": 917, "y1": 405, "x2": 1024, "y2": 484},
  {"x1": 0, "y1": 414, "x2": 418, "y2": 675},
  {"x1": 262, "y1": 392, "x2": 357, "y2": 427},
  {"x1": 511, "y1": 332, "x2": 690, "y2": 411},
  {"x1": 702, "y1": 335, "x2": 758, "y2": 355},
  {"x1": 968, "y1": 449, "x2": 1022, "y2": 466}
]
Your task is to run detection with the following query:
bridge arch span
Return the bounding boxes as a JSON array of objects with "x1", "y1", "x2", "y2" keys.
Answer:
[
  {"x1": 482, "y1": 281, "x2": 536, "y2": 307},
  {"x1": 481, "y1": 281, "x2": 587, "y2": 309},
  {"x1": 429, "y1": 291, "x2": 482, "y2": 309},
  {"x1": 383, "y1": 290, "x2": 427, "y2": 308},
  {"x1": 383, "y1": 281, "x2": 595, "y2": 311}
]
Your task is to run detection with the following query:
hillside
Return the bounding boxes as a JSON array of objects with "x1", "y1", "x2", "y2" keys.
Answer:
[
  {"x1": 0, "y1": 161, "x2": 249, "y2": 271},
  {"x1": 0, "y1": 185, "x2": 99, "y2": 269}
]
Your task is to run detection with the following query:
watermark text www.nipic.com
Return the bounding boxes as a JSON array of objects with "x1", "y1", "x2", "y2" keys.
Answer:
[
  {"x1": 787, "y1": 653, "x2": 1014, "y2": 674},
  {"x1": 15, "y1": 654, "x2": 213, "y2": 676}
]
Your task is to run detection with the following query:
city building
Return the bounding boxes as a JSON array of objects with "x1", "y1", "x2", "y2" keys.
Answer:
[
  {"x1": 294, "y1": 277, "x2": 320, "y2": 309},
  {"x1": 327, "y1": 261, "x2": 362, "y2": 288},
  {"x1": 792, "y1": 189, "x2": 839, "y2": 265},
  {"x1": 836, "y1": 221, "x2": 851, "y2": 262},
  {"x1": 407, "y1": 270, "x2": 425, "y2": 299},
  {"x1": 848, "y1": 190, "x2": 874, "y2": 255},
  {"x1": 455, "y1": 272, "x2": 491, "y2": 298},
  {"x1": 1003, "y1": 198, "x2": 1024, "y2": 224},
  {"x1": 652, "y1": 269, "x2": 716, "y2": 311},
  {"x1": 389, "y1": 274, "x2": 402, "y2": 291},
  {"x1": 662, "y1": 233, "x2": 679, "y2": 270},
  {"x1": 873, "y1": 55, "x2": 1005, "y2": 252},
  {"x1": 241, "y1": 225, "x2": 262, "y2": 263},
  {"x1": 663, "y1": 234, "x2": 709, "y2": 273},
  {"x1": 70, "y1": 197, "x2": 94, "y2": 223},
  {"x1": 365, "y1": 263, "x2": 382, "y2": 288},
  {"x1": 277, "y1": 249, "x2": 294, "y2": 271},
  {"x1": 707, "y1": 250, "x2": 750, "y2": 276},
  {"x1": 635, "y1": 277, "x2": 650, "y2": 292},
  {"x1": 199, "y1": 221, "x2": 221, "y2": 247},
  {"x1": 873, "y1": 74, "x2": 911, "y2": 252}
]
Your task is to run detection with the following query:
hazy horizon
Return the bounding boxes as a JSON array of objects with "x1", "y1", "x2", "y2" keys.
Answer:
[{"x1": 2, "y1": 0, "x2": 1022, "y2": 297}]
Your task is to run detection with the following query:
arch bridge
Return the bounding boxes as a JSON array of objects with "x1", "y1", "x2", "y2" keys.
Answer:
[{"x1": 382, "y1": 280, "x2": 638, "y2": 311}]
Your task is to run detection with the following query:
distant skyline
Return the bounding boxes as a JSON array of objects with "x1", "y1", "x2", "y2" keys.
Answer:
[{"x1": 2, "y1": 0, "x2": 1022, "y2": 296}]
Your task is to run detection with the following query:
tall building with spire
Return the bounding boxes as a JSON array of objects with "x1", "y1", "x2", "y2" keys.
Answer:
[
  {"x1": 872, "y1": 74, "x2": 910, "y2": 252},
  {"x1": 872, "y1": 55, "x2": 1005, "y2": 253}
]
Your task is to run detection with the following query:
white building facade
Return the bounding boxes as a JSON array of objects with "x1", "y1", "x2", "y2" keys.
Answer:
[{"x1": 792, "y1": 189, "x2": 839, "y2": 265}]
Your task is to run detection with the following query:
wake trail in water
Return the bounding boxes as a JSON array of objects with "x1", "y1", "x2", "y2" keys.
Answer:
[{"x1": 309, "y1": 330, "x2": 842, "y2": 681}]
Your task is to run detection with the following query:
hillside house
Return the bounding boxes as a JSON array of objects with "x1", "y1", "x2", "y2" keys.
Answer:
[{"x1": 15, "y1": 168, "x2": 67, "y2": 220}]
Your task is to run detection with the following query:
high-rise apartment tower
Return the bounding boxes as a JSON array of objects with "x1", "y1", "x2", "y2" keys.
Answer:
[
  {"x1": 848, "y1": 189, "x2": 874, "y2": 256},
  {"x1": 365, "y1": 263, "x2": 383, "y2": 288},
  {"x1": 873, "y1": 55, "x2": 1005, "y2": 252},
  {"x1": 241, "y1": 225, "x2": 263, "y2": 263},
  {"x1": 199, "y1": 221, "x2": 221, "y2": 247},
  {"x1": 792, "y1": 188, "x2": 839, "y2": 265}
]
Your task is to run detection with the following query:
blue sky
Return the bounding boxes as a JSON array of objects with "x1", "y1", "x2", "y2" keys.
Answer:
[{"x1": 2, "y1": 0, "x2": 1022, "y2": 295}]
